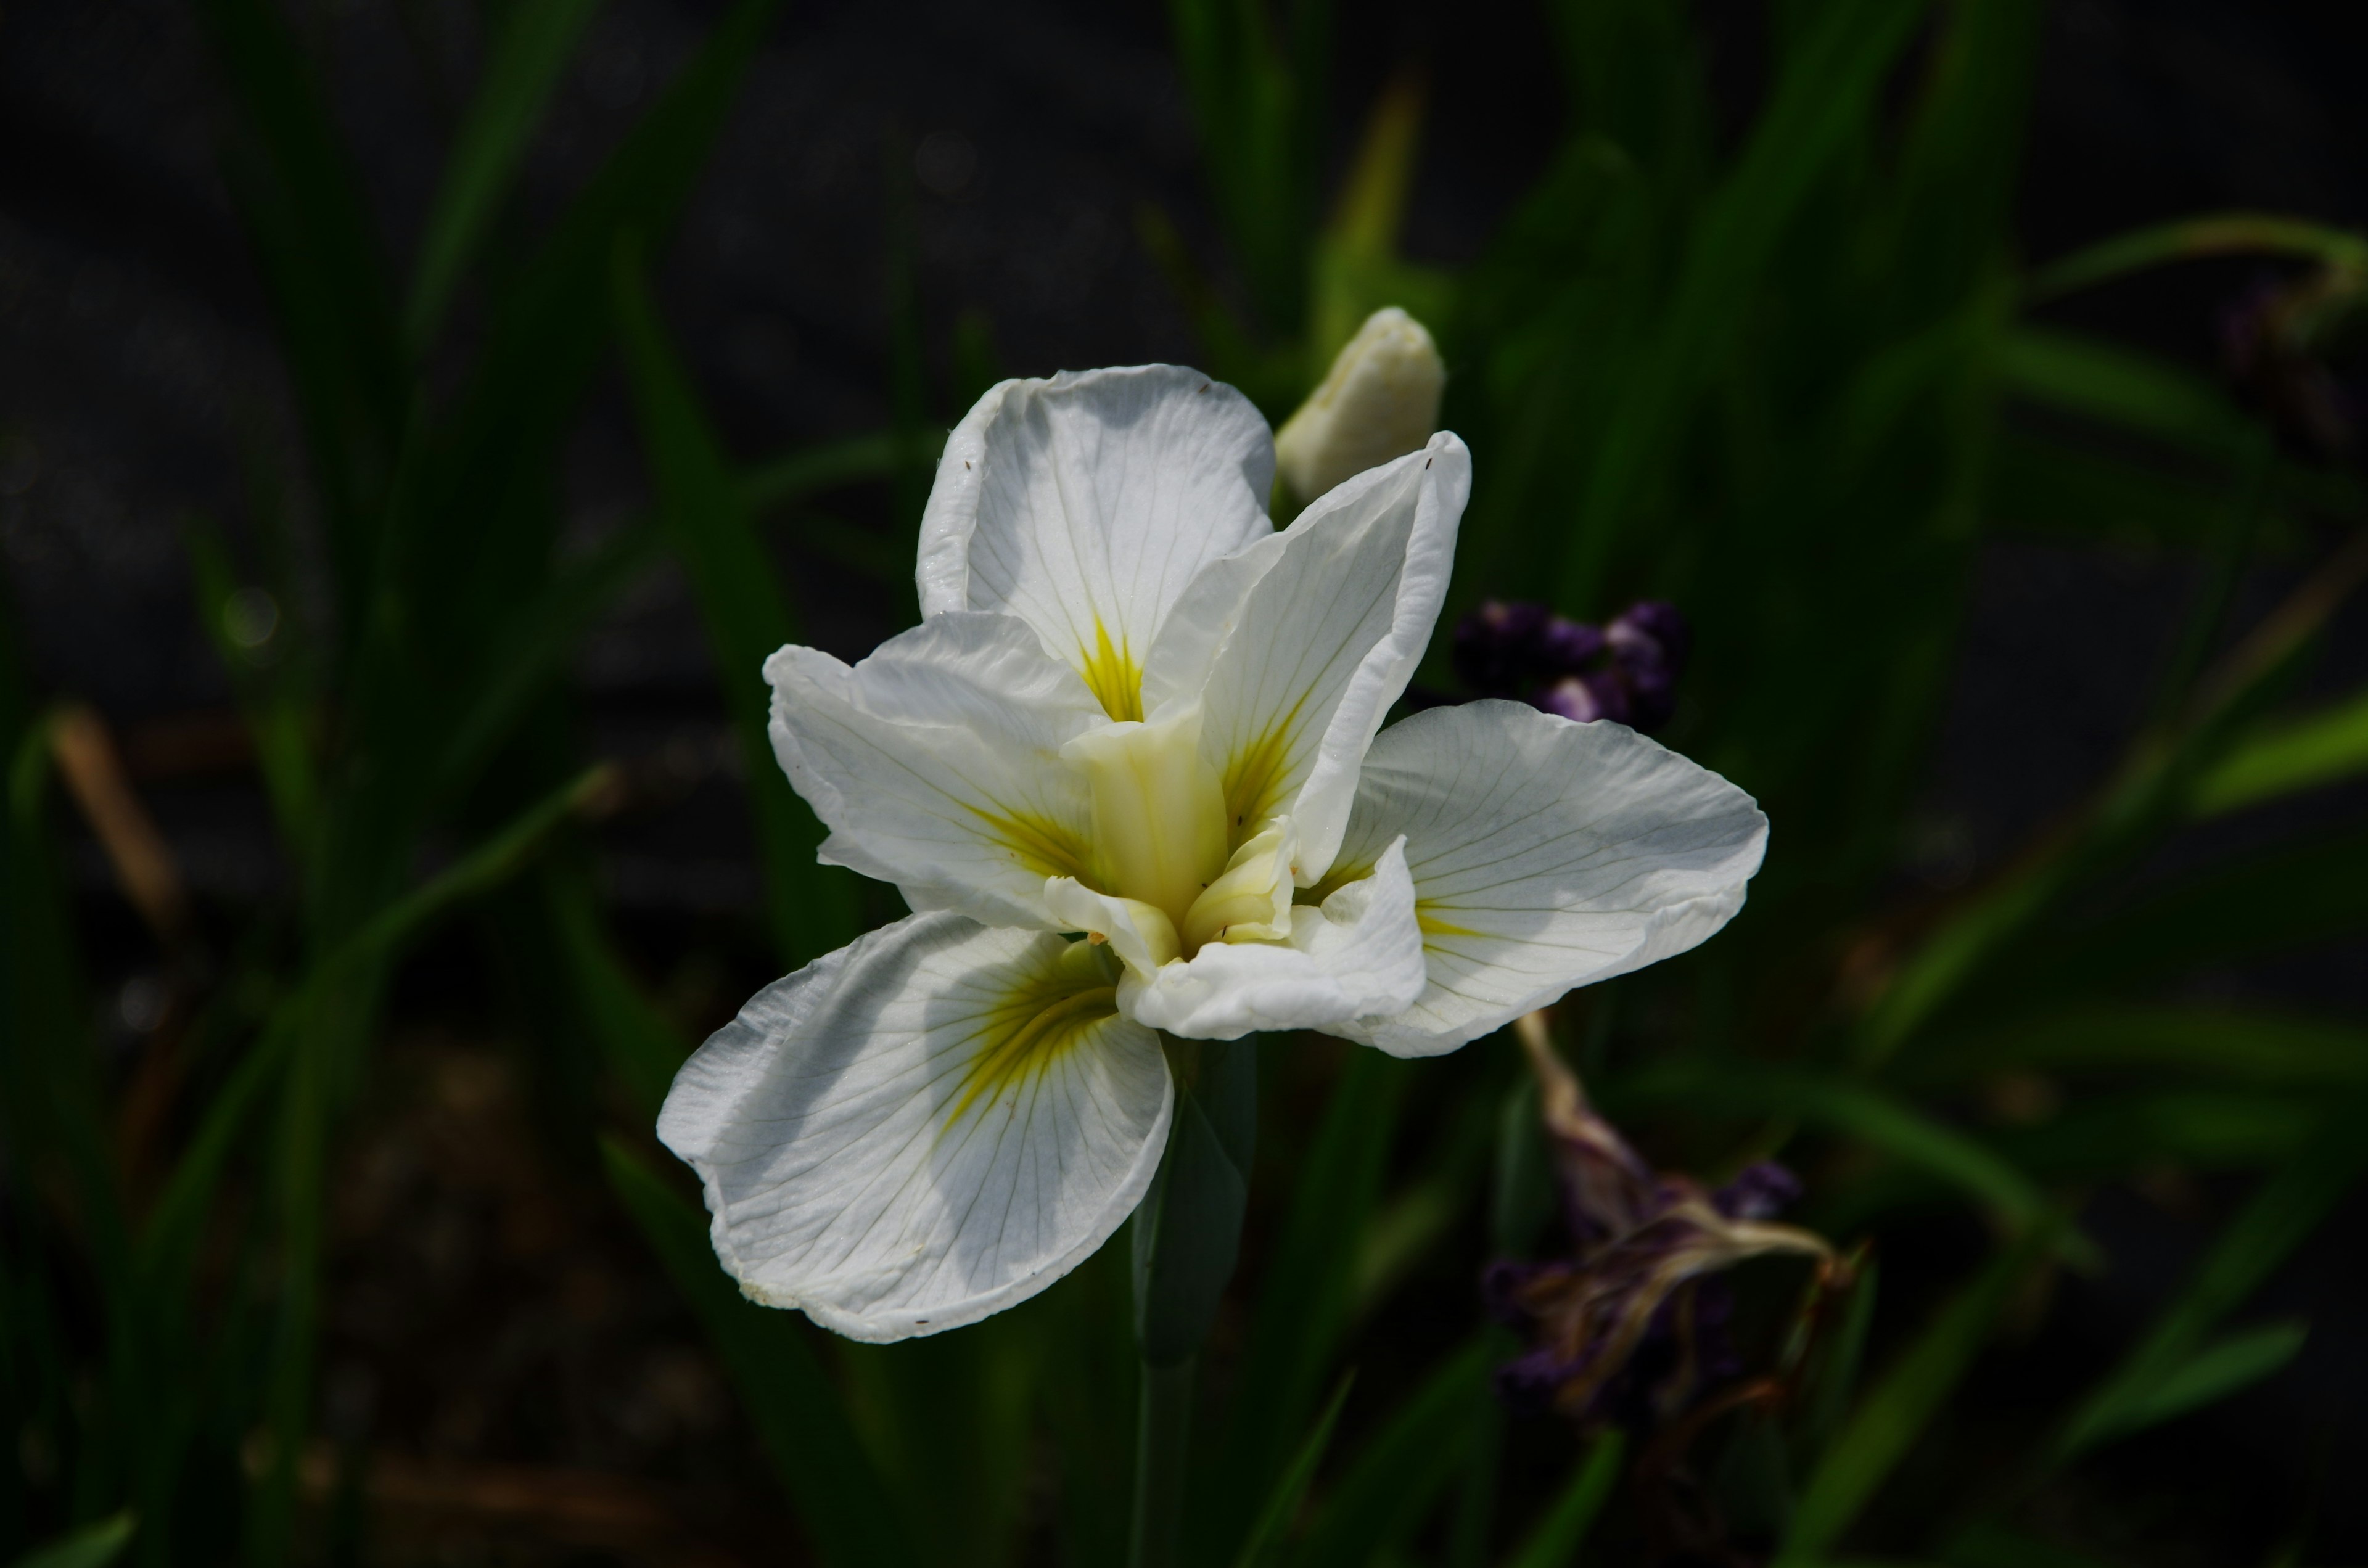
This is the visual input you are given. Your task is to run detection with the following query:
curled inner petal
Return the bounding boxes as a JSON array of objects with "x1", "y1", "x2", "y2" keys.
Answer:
[
  {"x1": 1061, "y1": 703, "x2": 1230, "y2": 935},
  {"x1": 1181, "y1": 817, "x2": 1297, "y2": 950}
]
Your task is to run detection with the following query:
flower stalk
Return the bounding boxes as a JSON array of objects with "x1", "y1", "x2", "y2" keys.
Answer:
[{"x1": 1128, "y1": 1035, "x2": 1256, "y2": 1568}]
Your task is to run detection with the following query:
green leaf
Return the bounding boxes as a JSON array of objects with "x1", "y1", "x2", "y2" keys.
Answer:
[
  {"x1": 540, "y1": 872, "x2": 689, "y2": 1118},
  {"x1": 1982, "y1": 428, "x2": 2295, "y2": 554},
  {"x1": 741, "y1": 433, "x2": 903, "y2": 515},
  {"x1": 1994, "y1": 327, "x2": 2255, "y2": 459},
  {"x1": 2104, "y1": 1320, "x2": 2307, "y2": 1436},
  {"x1": 2190, "y1": 683, "x2": 2368, "y2": 816},
  {"x1": 406, "y1": 0, "x2": 606, "y2": 348},
  {"x1": 1291, "y1": 1335, "x2": 1496, "y2": 1568},
  {"x1": 2026, "y1": 211, "x2": 2368, "y2": 305},
  {"x1": 1796, "y1": 1260, "x2": 1880, "y2": 1467},
  {"x1": 12, "y1": 1513, "x2": 136, "y2": 1568},
  {"x1": 1230, "y1": 1374, "x2": 1354, "y2": 1568},
  {"x1": 1554, "y1": 0, "x2": 1930, "y2": 609},
  {"x1": 1780, "y1": 1223, "x2": 2058, "y2": 1564},
  {"x1": 602, "y1": 1137, "x2": 917, "y2": 1568},
  {"x1": 1133, "y1": 1037, "x2": 1256, "y2": 1367},
  {"x1": 1501, "y1": 1430, "x2": 1626, "y2": 1568},
  {"x1": 2052, "y1": 1088, "x2": 2368, "y2": 1464},
  {"x1": 1907, "y1": 1006, "x2": 2368, "y2": 1090},
  {"x1": 1202, "y1": 1050, "x2": 1405, "y2": 1556},
  {"x1": 611, "y1": 242, "x2": 860, "y2": 967},
  {"x1": 1611, "y1": 1061, "x2": 2074, "y2": 1250}
]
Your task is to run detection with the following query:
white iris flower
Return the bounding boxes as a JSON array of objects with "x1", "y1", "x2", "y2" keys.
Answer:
[{"x1": 657, "y1": 366, "x2": 1768, "y2": 1343}]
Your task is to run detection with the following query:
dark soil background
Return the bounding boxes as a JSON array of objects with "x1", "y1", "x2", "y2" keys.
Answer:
[{"x1": 7, "y1": 0, "x2": 2367, "y2": 1561}]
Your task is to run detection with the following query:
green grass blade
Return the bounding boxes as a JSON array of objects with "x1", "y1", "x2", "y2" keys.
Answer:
[
  {"x1": 1780, "y1": 1224, "x2": 2058, "y2": 1564},
  {"x1": 541, "y1": 874, "x2": 690, "y2": 1119},
  {"x1": 1290, "y1": 1335, "x2": 1496, "y2": 1568},
  {"x1": 2026, "y1": 212, "x2": 2367, "y2": 304},
  {"x1": 1994, "y1": 327, "x2": 2256, "y2": 459},
  {"x1": 1612, "y1": 1062, "x2": 2071, "y2": 1248},
  {"x1": 1500, "y1": 1430, "x2": 1626, "y2": 1568},
  {"x1": 2100, "y1": 1320, "x2": 2308, "y2": 1437},
  {"x1": 2191, "y1": 683, "x2": 2368, "y2": 816},
  {"x1": 611, "y1": 243, "x2": 859, "y2": 966},
  {"x1": 1231, "y1": 1374, "x2": 1354, "y2": 1568},
  {"x1": 741, "y1": 433, "x2": 902, "y2": 514},
  {"x1": 601, "y1": 1137, "x2": 917, "y2": 1568},
  {"x1": 1202, "y1": 1051, "x2": 1406, "y2": 1557},
  {"x1": 2051, "y1": 1090, "x2": 2368, "y2": 1464},
  {"x1": 1555, "y1": 0, "x2": 1930, "y2": 609},
  {"x1": 406, "y1": 0, "x2": 607, "y2": 348},
  {"x1": 1907, "y1": 1006, "x2": 2368, "y2": 1091},
  {"x1": 12, "y1": 1513, "x2": 136, "y2": 1568}
]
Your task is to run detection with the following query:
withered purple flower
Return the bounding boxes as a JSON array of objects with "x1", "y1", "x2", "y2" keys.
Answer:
[{"x1": 1484, "y1": 1013, "x2": 1840, "y2": 1429}]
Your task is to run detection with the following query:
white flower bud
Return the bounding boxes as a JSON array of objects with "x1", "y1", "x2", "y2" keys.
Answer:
[{"x1": 1273, "y1": 306, "x2": 1445, "y2": 505}]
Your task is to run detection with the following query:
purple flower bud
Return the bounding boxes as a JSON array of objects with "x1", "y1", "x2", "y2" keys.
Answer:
[
  {"x1": 1536, "y1": 615, "x2": 1606, "y2": 675},
  {"x1": 1536, "y1": 670, "x2": 1630, "y2": 726},
  {"x1": 1453, "y1": 600, "x2": 1552, "y2": 695},
  {"x1": 1606, "y1": 599, "x2": 1690, "y2": 675}
]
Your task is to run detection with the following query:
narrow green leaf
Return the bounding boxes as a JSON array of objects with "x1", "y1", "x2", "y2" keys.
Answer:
[
  {"x1": 1907, "y1": 1006, "x2": 2368, "y2": 1090},
  {"x1": 1231, "y1": 1374, "x2": 1354, "y2": 1568},
  {"x1": 602, "y1": 1137, "x2": 916, "y2": 1568},
  {"x1": 407, "y1": 0, "x2": 607, "y2": 348},
  {"x1": 611, "y1": 242, "x2": 858, "y2": 966},
  {"x1": 1611, "y1": 1062, "x2": 2073, "y2": 1249},
  {"x1": 1291, "y1": 1336, "x2": 1495, "y2": 1568},
  {"x1": 1204, "y1": 1051, "x2": 1405, "y2": 1556},
  {"x1": 12, "y1": 1513, "x2": 136, "y2": 1568},
  {"x1": 741, "y1": 433, "x2": 903, "y2": 515},
  {"x1": 1796, "y1": 1260, "x2": 1880, "y2": 1466},
  {"x1": 2026, "y1": 211, "x2": 2367, "y2": 305},
  {"x1": 2190, "y1": 683, "x2": 2368, "y2": 816},
  {"x1": 2052, "y1": 1088, "x2": 2368, "y2": 1464},
  {"x1": 1781, "y1": 1224, "x2": 2057, "y2": 1564},
  {"x1": 1995, "y1": 327, "x2": 2255, "y2": 459},
  {"x1": 1501, "y1": 1430, "x2": 1626, "y2": 1568},
  {"x1": 2105, "y1": 1320, "x2": 2307, "y2": 1437},
  {"x1": 541, "y1": 872, "x2": 689, "y2": 1118}
]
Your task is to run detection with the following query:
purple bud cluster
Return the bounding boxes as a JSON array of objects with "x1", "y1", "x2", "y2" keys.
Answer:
[{"x1": 1450, "y1": 598, "x2": 1691, "y2": 732}]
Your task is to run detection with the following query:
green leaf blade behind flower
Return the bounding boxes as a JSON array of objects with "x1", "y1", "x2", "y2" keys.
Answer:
[
  {"x1": 1780, "y1": 1223, "x2": 2060, "y2": 1564},
  {"x1": 406, "y1": 0, "x2": 608, "y2": 350},
  {"x1": 610, "y1": 245, "x2": 861, "y2": 968},
  {"x1": 601, "y1": 1138, "x2": 918, "y2": 1568}
]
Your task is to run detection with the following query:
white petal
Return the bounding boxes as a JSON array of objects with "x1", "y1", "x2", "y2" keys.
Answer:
[
  {"x1": 1182, "y1": 433, "x2": 1470, "y2": 879},
  {"x1": 1119, "y1": 839, "x2": 1427, "y2": 1040},
  {"x1": 657, "y1": 914, "x2": 1172, "y2": 1342},
  {"x1": 766, "y1": 612, "x2": 1102, "y2": 929},
  {"x1": 916, "y1": 366, "x2": 1276, "y2": 721},
  {"x1": 1043, "y1": 877, "x2": 1180, "y2": 975},
  {"x1": 1325, "y1": 702, "x2": 1768, "y2": 1058}
]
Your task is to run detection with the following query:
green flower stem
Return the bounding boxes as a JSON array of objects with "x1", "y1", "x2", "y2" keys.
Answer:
[
  {"x1": 1130, "y1": 1359, "x2": 1197, "y2": 1568},
  {"x1": 1127, "y1": 1035, "x2": 1258, "y2": 1568}
]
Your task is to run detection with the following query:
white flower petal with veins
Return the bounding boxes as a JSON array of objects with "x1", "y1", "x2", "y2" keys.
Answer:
[
  {"x1": 659, "y1": 914, "x2": 1170, "y2": 1343},
  {"x1": 1323, "y1": 702, "x2": 1769, "y2": 1058},
  {"x1": 918, "y1": 365, "x2": 1275, "y2": 720},
  {"x1": 765, "y1": 612, "x2": 1101, "y2": 930}
]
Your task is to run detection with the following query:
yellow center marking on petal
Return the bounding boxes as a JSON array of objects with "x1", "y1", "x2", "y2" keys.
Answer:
[
  {"x1": 968, "y1": 805, "x2": 1095, "y2": 882},
  {"x1": 1220, "y1": 697, "x2": 1309, "y2": 850},
  {"x1": 1295, "y1": 859, "x2": 1371, "y2": 906},
  {"x1": 1079, "y1": 620, "x2": 1143, "y2": 723},
  {"x1": 948, "y1": 983, "x2": 1120, "y2": 1125},
  {"x1": 1415, "y1": 907, "x2": 1483, "y2": 940}
]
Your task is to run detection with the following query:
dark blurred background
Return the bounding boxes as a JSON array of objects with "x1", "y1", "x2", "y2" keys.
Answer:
[{"x1": 6, "y1": 0, "x2": 2367, "y2": 1560}]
